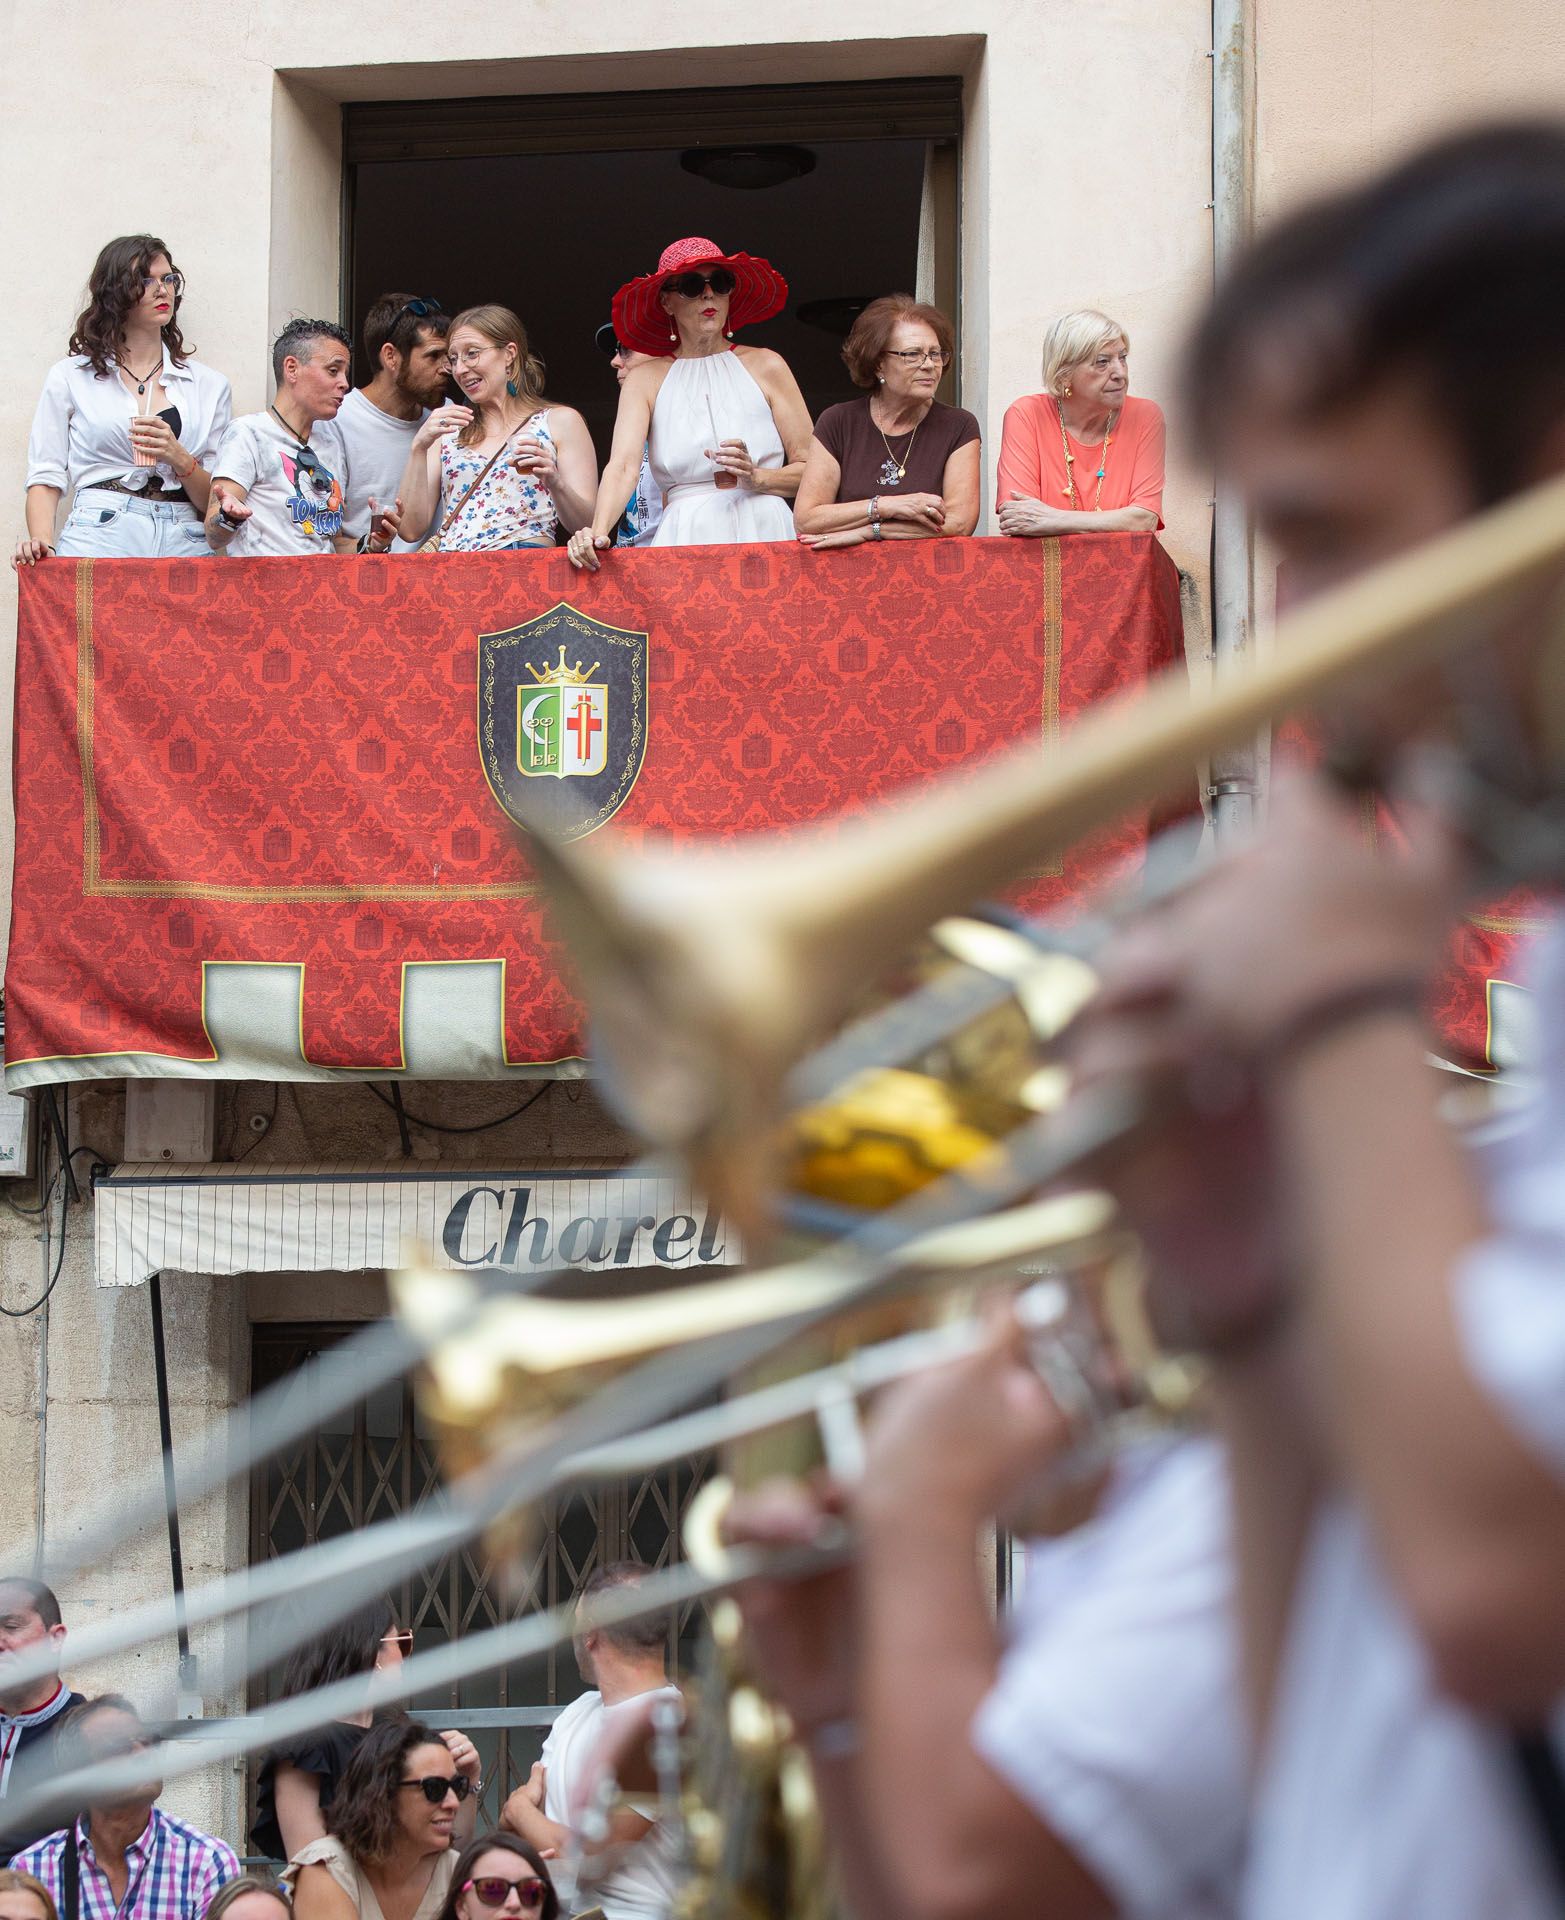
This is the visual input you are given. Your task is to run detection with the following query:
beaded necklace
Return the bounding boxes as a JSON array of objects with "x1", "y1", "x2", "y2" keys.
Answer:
[{"x1": 1057, "y1": 399, "x2": 1117, "y2": 511}]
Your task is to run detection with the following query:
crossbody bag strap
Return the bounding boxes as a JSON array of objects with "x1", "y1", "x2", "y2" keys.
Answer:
[
  {"x1": 1512, "y1": 1729, "x2": 1565, "y2": 1900},
  {"x1": 441, "y1": 431, "x2": 518, "y2": 538},
  {"x1": 62, "y1": 1820, "x2": 80, "y2": 1920}
]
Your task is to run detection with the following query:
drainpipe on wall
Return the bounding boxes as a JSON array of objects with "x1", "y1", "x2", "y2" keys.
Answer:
[{"x1": 1210, "y1": 0, "x2": 1256, "y2": 842}]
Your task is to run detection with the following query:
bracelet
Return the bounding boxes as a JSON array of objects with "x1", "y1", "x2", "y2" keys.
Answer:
[
  {"x1": 357, "y1": 534, "x2": 388, "y2": 555},
  {"x1": 1259, "y1": 975, "x2": 1426, "y2": 1077},
  {"x1": 868, "y1": 496, "x2": 880, "y2": 524},
  {"x1": 871, "y1": 523, "x2": 884, "y2": 540}
]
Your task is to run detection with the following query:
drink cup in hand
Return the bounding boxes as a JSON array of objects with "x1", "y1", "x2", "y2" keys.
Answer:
[
  {"x1": 705, "y1": 396, "x2": 739, "y2": 490},
  {"x1": 131, "y1": 391, "x2": 156, "y2": 467}
]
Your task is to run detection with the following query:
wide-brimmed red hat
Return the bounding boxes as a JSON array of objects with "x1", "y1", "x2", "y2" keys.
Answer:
[{"x1": 612, "y1": 237, "x2": 788, "y2": 357}]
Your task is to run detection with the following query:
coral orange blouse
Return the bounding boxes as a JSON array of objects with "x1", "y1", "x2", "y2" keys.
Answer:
[{"x1": 996, "y1": 392, "x2": 1166, "y2": 528}]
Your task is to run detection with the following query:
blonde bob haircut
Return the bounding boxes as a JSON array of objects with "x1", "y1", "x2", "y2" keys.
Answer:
[
  {"x1": 448, "y1": 304, "x2": 548, "y2": 448},
  {"x1": 1040, "y1": 309, "x2": 1129, "y2": 397}
]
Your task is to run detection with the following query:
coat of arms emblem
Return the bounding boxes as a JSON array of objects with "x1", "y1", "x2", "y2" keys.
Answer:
[{"x1": 477, "y1": 603, "x2": 648, "y2": 840}]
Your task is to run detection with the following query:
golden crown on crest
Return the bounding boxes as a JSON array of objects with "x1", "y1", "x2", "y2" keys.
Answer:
[{"x1": 525, "y1": 644, "x2": 601, "y2": 687}]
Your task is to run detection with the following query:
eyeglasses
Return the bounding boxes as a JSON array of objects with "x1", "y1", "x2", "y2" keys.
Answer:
[
  {"x1": 664, "y1": 269, "x2": 737, "y2": 299},
  {"x1": 463, "y1": 1879, "x2": 545, "y2": 1910},
  {"x1": 381, "y1": 1628, "x2": 414, "y2": 1657},
  {"x1": 884, "y1": 347, "x2": 951, "y2": 367},
  {"x1": 399, "y1": 1774, "x2": 474, "y2": 1804},
  {"x1": 140, "y1": 272, "x2": 183, "y2": 297}
]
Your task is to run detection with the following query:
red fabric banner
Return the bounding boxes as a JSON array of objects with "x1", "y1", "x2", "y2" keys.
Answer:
[{"x1": 7, "y1": 536, "x2": 1185, "y2": 1089}]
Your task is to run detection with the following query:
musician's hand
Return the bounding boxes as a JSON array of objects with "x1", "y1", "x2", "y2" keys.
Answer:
[
  {"x1": 858, "y1": 1306, "x2": 1071, "y2": 1536},
  {"x1": 724, "y1": 1477, "x2": 855, "y2": 1738},
  {"x1": 1112, "y1": 769, "x2": 1462, "y2": 1051}
]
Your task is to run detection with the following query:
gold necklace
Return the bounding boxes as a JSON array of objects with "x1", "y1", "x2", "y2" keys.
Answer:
[
  {"x1": 872, "y1": 398, "x2": 923, "y2": 488},
  {"x1": 1057, "y1": 399, "x2": 1117, "y2": 511}
]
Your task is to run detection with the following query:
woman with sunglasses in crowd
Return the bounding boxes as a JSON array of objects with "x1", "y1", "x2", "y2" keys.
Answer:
[
  {"x1": 567, "y1": 237, "x2": 812, "y2": 568},
  {"x1": 286, "y1": 1720, "x2": 478, "y2": 1920},
  {"x1": 253, "y1": 1605, "x2": 480, "y2": 1864},
  {"x1": 793, "y1": 294, "x2": 980, "y2": 549},
  {"x1": 16, "y1": 234, "x2": 231, "y2": 565},
  {"x1": 435, "y1": 1835, "x2": 557, "y2": 1920}
]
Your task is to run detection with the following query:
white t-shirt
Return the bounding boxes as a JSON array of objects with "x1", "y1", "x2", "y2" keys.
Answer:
[
  {"x1": 1244, "y1": 919, "x2": 1565, "y2": 1920},
  {"x1": 211, "y1": 410, "x2": 350, "y2": 557},
  {"x1": 543, "y1": 1685, "x2": 682, "y2": 1920},
  {"x1": 970, "y1": 1438, "x2": 1244, "y2": 1920},
  {"x1": 336, "y1": 386, "x2": 438, "y2": 551}
]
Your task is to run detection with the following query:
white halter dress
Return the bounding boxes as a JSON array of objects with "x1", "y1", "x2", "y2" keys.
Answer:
[{"x1": 647, "y1": 351, "x2": 795, "y2": 546}]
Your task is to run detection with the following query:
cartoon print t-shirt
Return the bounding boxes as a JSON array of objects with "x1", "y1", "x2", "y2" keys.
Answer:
[{"x1": 210, "y1": 411, "x2": 350, "y2": 557}]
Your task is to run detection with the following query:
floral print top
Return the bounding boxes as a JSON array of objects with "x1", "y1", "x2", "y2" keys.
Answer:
[{"x1": 438, "y1": 410, "x2": 557, "y2": 550}]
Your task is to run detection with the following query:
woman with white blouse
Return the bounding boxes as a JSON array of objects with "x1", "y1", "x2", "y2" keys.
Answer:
[{"x1": 16, "y1": 234, "x2": 231, "y2": 565}]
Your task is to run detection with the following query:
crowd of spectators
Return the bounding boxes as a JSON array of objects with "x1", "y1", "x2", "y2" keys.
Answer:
[
  {"x1": 0, "y1": 1567, "x2": 689, "y2": 1920},
  {"x1": 15, "y1": 233, "x2": 1164, "y2": 568}
]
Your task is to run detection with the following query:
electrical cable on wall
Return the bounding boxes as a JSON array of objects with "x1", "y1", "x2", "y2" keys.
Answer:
[{"x1": 363, "y1": 1081, "x2": 550, "y2": 1136}]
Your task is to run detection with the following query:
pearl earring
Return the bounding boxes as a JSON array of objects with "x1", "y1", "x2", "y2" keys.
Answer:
[
  {"x1": 725, "y1": 328, "x2": 733, "y2": 340},
  {"x1": 670, "y1": 330, "x2": 678, "y2": 343}
]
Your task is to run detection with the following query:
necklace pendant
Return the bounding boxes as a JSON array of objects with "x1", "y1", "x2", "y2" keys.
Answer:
[{"x1": 878, "y1": 455, "x2": 903, "y2": 487}]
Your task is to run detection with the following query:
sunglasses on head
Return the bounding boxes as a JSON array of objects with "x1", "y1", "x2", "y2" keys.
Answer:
[
  {"x1": 463, "y1": 1878, "x2": 545, "y2": 1910},
  {"x1": 381, "y1": 1627, "x2": 414, "y2": 1656},
  {"x1": 392, "y1": 297, "x2": 445, "y2": 326},
  {"x1": 665, "y1": 268, "x2": 737, "y2": 299},
  {"x1": 400, "y1": 1773, "x2": 474, "y2": 1804}
]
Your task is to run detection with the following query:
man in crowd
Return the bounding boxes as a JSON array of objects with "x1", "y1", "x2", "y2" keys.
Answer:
[
  {"x1": 500, "y1": 1563, "x2": 681, "y2": 1920},
  {"x1": 205, "y1": 319, "x2": 400, "y2": 557},
  {"x1": 12, "y1": 1696, "x2": 236, "y2": 1917},
  {"x1": 594, "y1": 324, "x2": 662, "y2": 548},
  {"x1": 0, "y1": 1579, "x2": 84, "y2": 1865},
  {"x1": 338, "y1": 293, "x2": 451, "y2": 553}
]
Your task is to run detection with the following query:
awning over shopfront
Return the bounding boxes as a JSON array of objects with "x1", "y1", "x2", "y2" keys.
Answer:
[{"x1": 94, "y1": 1160, "x2": 736, "y2": 1287}]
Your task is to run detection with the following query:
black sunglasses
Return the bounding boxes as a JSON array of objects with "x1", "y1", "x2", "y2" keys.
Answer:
[
  {"x1": 664, "y1": 268, "x2": 737, "y2": 299},
  {"x1": 400, "y1": 1774, "x2": 474, "y2": 1804}
]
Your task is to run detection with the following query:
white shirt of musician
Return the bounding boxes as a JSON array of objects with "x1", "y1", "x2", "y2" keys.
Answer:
[
  {"x1": 1244, "y1": 919, "x2": 1565, "y2": 1920},
  {"x1": 542, "y1": 1685, "x2": 682, "y2": 1920},
  {"x1": 970, "y1": 1437, "x2": 1245, "y2": 1920}
]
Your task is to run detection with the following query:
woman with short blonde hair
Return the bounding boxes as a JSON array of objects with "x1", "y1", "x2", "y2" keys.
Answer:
[
  {"x1": 0, "y1": 1868, "x2": 59, "y2": 1920},
  {"x1": 996, "y1": 307, "x2": 1165, "y2": 537}
]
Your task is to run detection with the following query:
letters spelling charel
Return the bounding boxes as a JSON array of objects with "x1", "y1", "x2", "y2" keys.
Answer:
[{"x1": 442, "y1": 1183, "x2": 730, "y2": 1268}]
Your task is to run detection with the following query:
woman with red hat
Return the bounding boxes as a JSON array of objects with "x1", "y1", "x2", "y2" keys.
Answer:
[{"x1": 566, "y1": 237, "x2": 812, "y2": 567}]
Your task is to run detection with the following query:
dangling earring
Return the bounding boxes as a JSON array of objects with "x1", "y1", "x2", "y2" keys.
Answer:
[
  {"x1": 724, "y1": 329, "x2": 733, "y2": 340},
  {"x1": 506, "y1": 376, "x2": 518, "y2": 397},
  {"x1": 877, "y1": 374, "x2": 885, "y2": 384},
  {"x1": 670, "y1": 330, "x2": 678, "y2": 344}
]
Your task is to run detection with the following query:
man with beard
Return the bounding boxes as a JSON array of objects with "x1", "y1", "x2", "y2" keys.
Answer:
[
  {"x1": 499, "y1": 1564, "x2": 681, "y2": 1920},
  {"x1": 338, "y1": 294, "x2": 452, "y2": 553}
]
